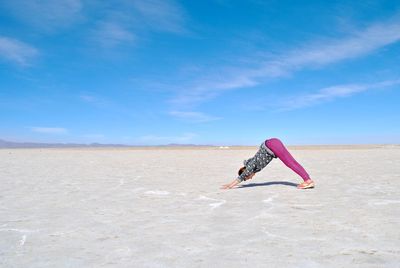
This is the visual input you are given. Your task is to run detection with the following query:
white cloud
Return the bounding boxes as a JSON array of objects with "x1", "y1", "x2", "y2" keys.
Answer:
[
  {"x1": 278, "y1": 79, "x2": 400, "y2": 111},
  {"x1": 171, "y1": 75, "x2": 258, "y2": 105},
  {"x1": 1, "y1": 0, "x2": 82, "y2": 31},
  {"x1": 171, "y1": 17, "x2": 400, "y2": 105},
  {"x1": 95, "y1": 21, "x2": 136, "y2": 47},
  {"x1": 138, "y1": 132, "x2": 197, "y2": 144},
  {"x1": 91, "y1": 0, "x2": 187, "y2": 49},
  {"x1": 169, "y1": 111, "x2": 222, "y2": 123},
  {"x1": 131, "y1": 0, "x2": 187, "y2": 33},
  {"x1": 30, "y1": 127, "x2": 68, "y2": 134},
  {"x1": 79, "y1": 94, "x2": 112, "y2": 108},
  {"x1": 0, "y1": 37, "x2": 39, "y2": 66},
  {"x1": 79, "y1": 94, "x2": 97, "y2": 103},
  {"x1": 277, "y1": 18, "x2": 400, "y2": 68}
]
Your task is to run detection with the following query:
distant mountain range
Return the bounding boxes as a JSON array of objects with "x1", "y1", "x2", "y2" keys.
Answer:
[
  {"x1": 0, "y1": 139, "x2": 130, "y2": 148},
  {"x1": 0, "y1": 139, "x2": 213, "y2": 148}
]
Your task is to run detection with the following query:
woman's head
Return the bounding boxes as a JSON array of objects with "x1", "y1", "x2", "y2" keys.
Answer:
[{"x1": 238, "y1": 166, "x2": 255, "y2": 181}]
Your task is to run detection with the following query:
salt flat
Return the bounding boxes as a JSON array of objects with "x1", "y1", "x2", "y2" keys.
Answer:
[{"x1": 1, "y1": 146, "x2": 400, "y2": 268}]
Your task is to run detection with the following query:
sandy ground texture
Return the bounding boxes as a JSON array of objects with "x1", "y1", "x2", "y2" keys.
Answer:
[{"x1": 1, "y1": 146, "x2": 400, "y2": 268}]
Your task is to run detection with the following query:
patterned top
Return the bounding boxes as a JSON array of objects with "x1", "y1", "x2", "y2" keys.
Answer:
[{"x1": 237, "y1": 141, "x2": 277, "y2": 182}]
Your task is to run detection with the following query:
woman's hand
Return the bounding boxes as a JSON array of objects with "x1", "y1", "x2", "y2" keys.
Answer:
[
  {"x1": 221, "y1": 184, "x2": 233, "y2": 189},
  {"x1": 220, "y1": 179, "x2": 240, "y2": 189}
]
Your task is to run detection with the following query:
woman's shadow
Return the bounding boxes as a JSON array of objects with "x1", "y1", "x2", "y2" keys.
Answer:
[{"x1": 238, "y1": 180, "x2": 298, "y2": 188}]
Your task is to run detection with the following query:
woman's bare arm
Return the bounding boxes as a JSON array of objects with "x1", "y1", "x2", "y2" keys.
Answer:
[{"x1": 221, "y1": 178, "x2": 241, "y2": 189}]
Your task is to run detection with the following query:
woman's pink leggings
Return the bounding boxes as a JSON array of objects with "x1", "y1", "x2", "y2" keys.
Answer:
[{"x1": 266, "y1": 138, "x2": 311, "y2": 182}]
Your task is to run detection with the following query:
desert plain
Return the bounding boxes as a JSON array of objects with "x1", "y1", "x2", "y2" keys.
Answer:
[{"x1": 1, "y1": 145, "x2": 400, "y2": 267}]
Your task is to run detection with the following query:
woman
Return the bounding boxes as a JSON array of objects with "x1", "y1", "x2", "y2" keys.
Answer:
[{"x1": 221, "y1": 138, "x2": 315, "y2": 189}]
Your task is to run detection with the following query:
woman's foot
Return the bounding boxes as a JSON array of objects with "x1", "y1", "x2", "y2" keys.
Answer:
[{"x1": 297, "y1": 179, "x2": 315, "y2": 189}]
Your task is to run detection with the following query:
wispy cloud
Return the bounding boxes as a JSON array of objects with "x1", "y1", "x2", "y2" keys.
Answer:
[
  {"x1": 171, "y1": 76, "x2": 258, "y2": 105},
  {"x1": 171, "y1": 16, "x2": 400, "y2": 106},
  {"x1": 169, "y1": 111, "x2": 222, "y2": 123},
  {"x1": 1, "y1": 0, "x2": 82, "y2": 32},
  {"x1": 90, "y1": 0, "x2": 188, "y2": 49},
  {"x1": 30, "y1": 127, "x2": 68, "y2": 134},
  {"x1": 138, "y1": 132, "x2": 197, "y2": 144},
  {"x1": 2, "y1": 0, "x2": 187, "y2": 50},
  {"x1": 278, "y1": 79, "x2": 400, "y2": 111},
  {"x1": 79, "y1": 94, "x2": 97, "y2": 103},
  {"x1": 95, "y1": 21, "x2": 136, "y2": 47},
  {"x1": 79, "y1": 94, "x2": 111, "y2": 108},
  {"x1": 0, "y1": 36, "x2": 39, "y2": 66},
  {"x1": 131, "y1": 0, "x2": 188, "y2": 34},
  {"x1": 277, "y1": 17, "x2": 400, "y2": 68}
]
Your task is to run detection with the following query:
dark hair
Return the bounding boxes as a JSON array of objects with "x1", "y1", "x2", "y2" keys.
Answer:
[{"x1": 238, "y1": 166, "x2": 246, "y2": 176}]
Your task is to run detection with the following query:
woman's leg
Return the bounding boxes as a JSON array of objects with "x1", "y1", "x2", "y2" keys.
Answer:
[{"x1": 266, "y1": 138, "x2": 311, "y2": 182}]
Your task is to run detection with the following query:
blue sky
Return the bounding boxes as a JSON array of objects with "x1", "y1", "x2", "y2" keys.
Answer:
[{"x1": 1, "y1": 0, "x2": 400, "y2": 145}]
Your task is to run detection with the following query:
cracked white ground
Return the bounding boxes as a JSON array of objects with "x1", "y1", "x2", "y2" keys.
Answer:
[{"x1": 1, "y1": 146, "x2": 400, "y2": 268}]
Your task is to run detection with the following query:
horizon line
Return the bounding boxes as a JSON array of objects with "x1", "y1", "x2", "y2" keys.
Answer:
[{"x1": 0, "y1": 138, "x2": 399, "y2": 149}]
